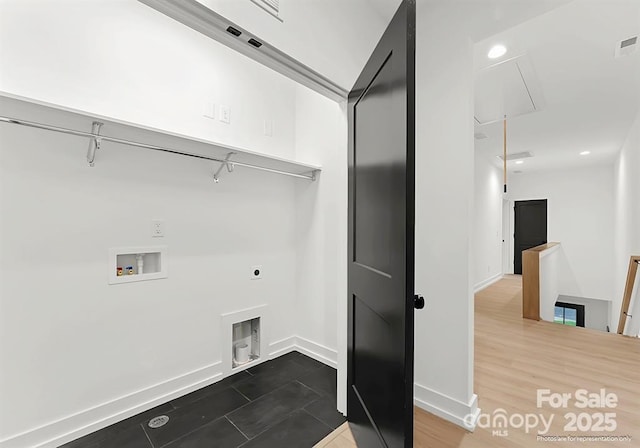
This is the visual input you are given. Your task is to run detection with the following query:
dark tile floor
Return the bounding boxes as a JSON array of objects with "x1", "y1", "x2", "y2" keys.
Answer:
[{"x1": 60, "y1": 352, "x2": 344, "y2": 448}]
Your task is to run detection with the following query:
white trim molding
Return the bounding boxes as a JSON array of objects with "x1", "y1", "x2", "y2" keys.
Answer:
[
  {"x1": 269, "y1": 336, "x2": 338, "y2": 368},
  {"x1": 414, "y1": 383, "x2": 480, "y2": 431},
  {"x1": 268, "y1": 336, "x2": 297, "y2": 359},
  {"x1": 474, "y1": 273, "x2": 503, "y2": 294},
  {"x1": 0, "y1": 362, "x2": 223, "y2": 448},
  {"x1": 294, "y1": 336, "x2": 338, "y2": 368}
]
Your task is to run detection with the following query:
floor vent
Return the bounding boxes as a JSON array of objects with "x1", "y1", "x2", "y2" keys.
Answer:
[{"x1": 148, "y1": 416, "x2": 169, "y2": 429}]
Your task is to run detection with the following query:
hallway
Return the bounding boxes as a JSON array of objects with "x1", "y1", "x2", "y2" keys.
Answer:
[{"x1": 318, "y1": 275, "x2": 640, "y2": 447}]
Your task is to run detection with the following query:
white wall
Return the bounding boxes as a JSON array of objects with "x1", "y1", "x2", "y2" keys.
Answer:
[
  {"x1": 557, "y1": 295, "x2": 611, "y2": 332},
  {"x1": 539, "y1": 245, "x2": 561, "y2": 322},
  {"x1": 414, "y1": 3, "x2": 478, "y2": 428},
  {"x1": 0, "y1": 1, "x2": 344, "y2": 447},
  {"x1": 627, "y1": 283, "x2": 640, "y2": 336},
  {"x1": 527, "y1": 240, "x2": 611, "y2": 332},
  {"x1": 0, "y1": 0, "x2": 296, "y2": 160},
  {"x1": 613, "y1": 111, "x2": 640, "y2": 335},
  {"x1": 413, "y1": 0, "x2": 572, "y2": 429},
  {"x1": 0, "y1": 104, "x2": 298, "y2": 447},
  {"x1": 507, "y1": 165, "x2": 615, "y2": 302},
  {"x1": 473, "y1": 153, "x2": 503, "y2": 291},
  {"x1": 293, "y1": 86, "x2": 347, "y2": 411}
]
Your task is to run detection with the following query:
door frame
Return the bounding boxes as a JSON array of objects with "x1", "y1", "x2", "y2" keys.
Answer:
[
  {"x1": 502, "y1": 198, "x2": 512, "y2": 275},
  {"x1": 513, "y1": 198, "x2": 548, "y2": 274}
]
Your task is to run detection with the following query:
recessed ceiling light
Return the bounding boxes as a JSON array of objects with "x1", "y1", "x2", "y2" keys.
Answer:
[
  {"x1": 515, "y1": 160, "x2": 524, "y2": 165},
  {"x1": 580, "y1": 151, "x2": 591, "y2": 156},
  {"x1": 488, "y1": 44, "x2": 507, "y2": 59}
]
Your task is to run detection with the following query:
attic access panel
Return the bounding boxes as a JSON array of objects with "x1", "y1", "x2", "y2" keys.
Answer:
[{"x1": 475, "y1": 54, "x2": 544, "y2": 125}]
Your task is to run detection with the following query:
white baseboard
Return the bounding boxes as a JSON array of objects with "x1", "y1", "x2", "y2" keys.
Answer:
[
  {"x1": 474, "y1": 273, "x2": 503, "y2": 293},
  {"x1": 414, "y1": 383, "x2": 480, "y2": 431},
  {"x1": 3, "y1": 335, "x2": 337, "y2": 448},
  {"x1": 0, "y1": 361, "x2": 223, "y2": 448},
  {"x1": 294, "y1": 336, "x2": 338, "y2": 368},
  {"x1": 268, "y1": 336, "x2": 297, "y2": 359},
  {"x1": 269, "y1": 335, "x2": 337, "y2": 368}
]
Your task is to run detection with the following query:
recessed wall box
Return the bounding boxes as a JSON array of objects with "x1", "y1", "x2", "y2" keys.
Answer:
[{"x1": 108, "y1": 246, "x2": 167, "y2": 284}]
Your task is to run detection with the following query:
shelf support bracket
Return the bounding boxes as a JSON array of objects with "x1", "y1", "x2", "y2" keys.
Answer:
[
  {"x1": 213, "y1": 152, "x2": 236, "y2": 183},
  {"x1": 86, "y1": 121, "x2": 104, "y2": 167}
]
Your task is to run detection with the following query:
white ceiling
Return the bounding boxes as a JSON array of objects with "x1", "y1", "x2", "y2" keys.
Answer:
[
  {"x1": 475, "y1": 53, "x2": 544, "y2": 124},
  {"x1": 474, "y1": 0, "x2": 640, "y2": 173}
]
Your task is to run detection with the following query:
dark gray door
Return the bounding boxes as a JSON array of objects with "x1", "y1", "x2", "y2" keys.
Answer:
[
  {"x1": 347, "y1": 1, "x2": 416, "y2": 447},
  {"x1": 514, "y1": 199, "x2": 548, "y2": 274}
]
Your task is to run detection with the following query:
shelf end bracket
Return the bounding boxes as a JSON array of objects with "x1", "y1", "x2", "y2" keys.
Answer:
[
  {"x1": 87, "y1": 121, "x2": 104, "y2": 167},
  {"x1": 213, "y1": 152, "x2": 236, "y2": 183}
]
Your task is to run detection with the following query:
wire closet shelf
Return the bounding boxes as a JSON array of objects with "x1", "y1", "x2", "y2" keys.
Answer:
[{"x1": 0, "y1": 114, "x2": 319, "y2": 183}]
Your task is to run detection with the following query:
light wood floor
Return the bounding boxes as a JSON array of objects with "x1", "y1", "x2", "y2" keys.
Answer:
[{"x1": 316, "y1": 275, "x2": 640, "y2": 447}]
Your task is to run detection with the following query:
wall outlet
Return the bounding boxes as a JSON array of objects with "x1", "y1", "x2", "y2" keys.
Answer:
[
  {"x1": 251, "y1": 265, "x2": 262, "y2": 280},
  {"x1": 220, "y1": 105, "x2": 231, "y2": 124},
  {"x1": 151, "y1": 220, "x2": 165, "y2": 238}
]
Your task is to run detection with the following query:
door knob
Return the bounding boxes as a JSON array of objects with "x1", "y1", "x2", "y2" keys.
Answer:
[{"x1": 414, "y1": 294, "x2": 425, "y2": 310}]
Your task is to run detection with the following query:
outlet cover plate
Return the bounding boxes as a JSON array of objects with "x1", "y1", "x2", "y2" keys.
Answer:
[
  {"x1": 151, "y1": 220, "x2": 165, "y2": 238},
  {"x1": 220, "y1": 105, "x2": 231, "y2": 124}
]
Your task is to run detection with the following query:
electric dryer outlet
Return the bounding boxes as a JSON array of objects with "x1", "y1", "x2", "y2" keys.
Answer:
[{"x1": 251, "y1": 266, "x2": 262, "y2": 280}]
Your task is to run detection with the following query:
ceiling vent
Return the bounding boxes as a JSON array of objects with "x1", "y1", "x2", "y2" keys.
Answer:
[
  {"x1": 474, "y1": 132, "x2": 488, "y2": 140},
  {"x1": 226, "y1": 26, "x2": 242, "y2": 37},
  {"x1": 616, "y1": 36, "x2": 638, "y2": 58},
  {"x1": 497, "y1": 151, "x2": 533, "y2": 161},
  {"x1": 251, "y1": 0, "x2": 282, "y2": 21}
]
